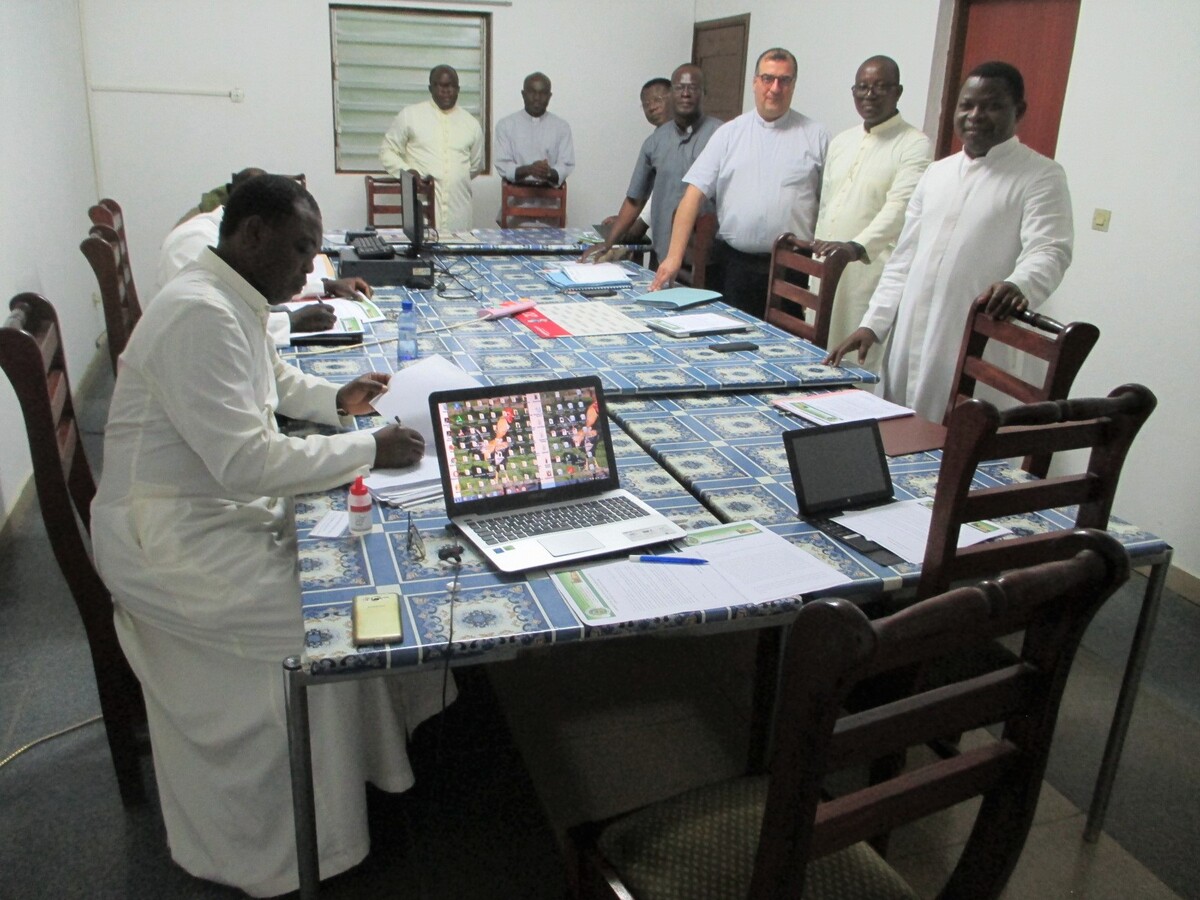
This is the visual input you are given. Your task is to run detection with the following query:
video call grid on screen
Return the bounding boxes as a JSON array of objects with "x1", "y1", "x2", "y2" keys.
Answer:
[{"x1": 436, "y1": 385, "x2": 610, "y2": 502}]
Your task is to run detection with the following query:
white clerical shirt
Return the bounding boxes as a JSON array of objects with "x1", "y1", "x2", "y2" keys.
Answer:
[{"x1": 683, "y1": 108, "x2": 830, "y2": 253}]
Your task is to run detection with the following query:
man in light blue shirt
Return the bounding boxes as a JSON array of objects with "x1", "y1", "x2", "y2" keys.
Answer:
[
  {"x1": 651, "y1": 48, "x2": 830, "y2": 316},
  {"x1": 584, "y1": 64, "x2": 721, "y2": 265}
]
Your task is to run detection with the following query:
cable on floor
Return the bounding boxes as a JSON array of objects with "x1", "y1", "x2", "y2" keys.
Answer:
[{"x1": 0, "y1": 715, "x2": 102, "y2": 770}]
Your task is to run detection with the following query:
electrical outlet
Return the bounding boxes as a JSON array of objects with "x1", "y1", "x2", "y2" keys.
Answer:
[
  {"x1": 92, "y1": 291, "x2": 102, "y2": 308},
  {"x1": 1092, "y1": 208, "x2": 1111, "y2": 232}
]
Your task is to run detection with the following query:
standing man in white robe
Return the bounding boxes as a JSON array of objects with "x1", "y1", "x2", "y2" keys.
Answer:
[
  {"x1": 380, "y1": 64, "x2": 485, "y2": 231},
  {"x1": 812, "y1": 55, "x2": 932, "y2": 370},
  {"x1": 92, "y1": 175, "x2": 448, "y2": 897},
  {"x1": 826, "y1": 61, "x2": 1073, "y2": 421}
]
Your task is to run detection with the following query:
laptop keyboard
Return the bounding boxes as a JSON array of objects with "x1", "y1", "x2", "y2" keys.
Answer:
[{"x1": 473, "y1": 496, "x2": 646, "y2": 545}]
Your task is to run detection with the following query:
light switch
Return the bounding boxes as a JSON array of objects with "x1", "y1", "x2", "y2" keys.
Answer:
[{"x1": 1092, "y1": 208, "x2": 1111, "y2": 232}]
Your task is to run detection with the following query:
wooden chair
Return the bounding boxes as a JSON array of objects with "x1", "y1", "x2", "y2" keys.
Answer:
[
  {"x1": 920, "y1": 384, "x2": 1156, "y2": 600},
  {"x1": 944, "y1": 297, "x2": 1101, "y2": 476},
  {"x1": 499, "y1": 179, "x2": 567, "y2": 228},
  {"x1": 763, "y1": 233, "x2": 852, "y2": 348},
  {"x1": 570, "y1": 529, "x2": 1130, "y2": 900},
  {"x1": 674, "y1": 212, "x2": 717, "y2": 289},
  {"x1": 365, "y1": 172, "x2": 436, "y2": 229},
  {"x1": 87, "y1": 198, "x2": 141, "y2": 318},
  {"x1": 80, "y1": 224, "x2": 141, "y2": 374},
  {"x1": 0, "y1": 293, "x2": 148, "y2": 807}
]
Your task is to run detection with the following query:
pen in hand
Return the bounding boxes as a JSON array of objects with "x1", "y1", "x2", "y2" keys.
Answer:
[{"x1": 629, "y1": 555, "x2": 708, "y2": 566}]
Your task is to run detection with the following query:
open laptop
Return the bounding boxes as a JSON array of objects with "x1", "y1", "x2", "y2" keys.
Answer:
[
  {"x1": 782, "y1": 419, "x2": 905, "y2": 567},
  {"x1": 428, "y1": 375, "x2": 686, "y2": 572}
]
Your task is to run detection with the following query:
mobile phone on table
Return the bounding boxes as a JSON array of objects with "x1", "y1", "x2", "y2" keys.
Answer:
[{"x1": 352, "y1": 592, "x2": 403, "y2": 646}]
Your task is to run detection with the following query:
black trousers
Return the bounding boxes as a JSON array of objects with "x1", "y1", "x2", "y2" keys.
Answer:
[{"x1": 711, "y1": 240, "x2": 809, "y2": 319}]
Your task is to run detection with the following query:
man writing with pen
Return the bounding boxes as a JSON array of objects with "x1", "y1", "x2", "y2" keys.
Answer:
[
  {"x1": 91, "y1": 174, "x2": 448, "y2": 896},
  {"x1": 157, "y1": 166, "x2": 374, "y2": 345}
]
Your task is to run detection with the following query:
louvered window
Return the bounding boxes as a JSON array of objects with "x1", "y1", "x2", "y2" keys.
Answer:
[{"x1": 330, "y1": 6, "x2": 491, "y2": 172}]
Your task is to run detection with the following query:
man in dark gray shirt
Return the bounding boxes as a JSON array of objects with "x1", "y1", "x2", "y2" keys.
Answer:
[{"x1": 584, "y1": 64, "x2": 721, "y2": 265}]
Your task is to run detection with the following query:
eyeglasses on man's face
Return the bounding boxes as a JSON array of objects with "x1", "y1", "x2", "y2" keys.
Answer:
[
  {"x1": 757, "y1": 73, "x2": 795, "y2": 89},
  {"x1": 851, "y1": 82, "x2": 898, "y2": 97}
]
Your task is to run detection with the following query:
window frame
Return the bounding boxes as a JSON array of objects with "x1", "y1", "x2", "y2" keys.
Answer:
[{"x1": 329, "y1": 4, "x2": 492, "y2": 174}]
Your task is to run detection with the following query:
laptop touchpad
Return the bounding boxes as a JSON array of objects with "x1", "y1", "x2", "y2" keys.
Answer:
[{"x1": 539, "y1": 531, "x2": 604, "y2": 557}]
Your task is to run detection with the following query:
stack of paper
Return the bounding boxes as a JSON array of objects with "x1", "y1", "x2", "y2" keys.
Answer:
[
  {"x1": 364, "y1": 355, "x2": 480, "y2": 506},
  {"x1": 773, "y1": 389, "x2": 914, "y2": 425},
  {"x1": 645, "y1": 313, "x2": 748, "y2": 337},
  {"x1": 551, "y1": 521, "x2": 851, "y2": 625},
  {"x1": 546, "y1": 262, "x2": 632, "y2": 292}
]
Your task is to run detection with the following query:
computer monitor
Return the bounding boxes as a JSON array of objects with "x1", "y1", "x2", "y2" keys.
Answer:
[{"x1": 400, "y1": 169, "x2": 425, "y2": 257}]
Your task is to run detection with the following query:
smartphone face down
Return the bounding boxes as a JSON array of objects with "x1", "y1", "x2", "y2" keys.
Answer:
[{"x1": 352, "y1": 592, "x2": 403, "y2": 645}]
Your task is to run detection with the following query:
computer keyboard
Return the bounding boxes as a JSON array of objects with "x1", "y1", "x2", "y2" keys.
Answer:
[
  {"x1": 473, "y1": 496, "x2": 646, "y2": 545},
  {"x1": 351, "y1": 234, "x2": 396, "y2": 260}
]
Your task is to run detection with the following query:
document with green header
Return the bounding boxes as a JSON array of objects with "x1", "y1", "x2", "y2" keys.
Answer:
[{"x1": 551, "y1": 521, "x2": 850, "y2": 625}]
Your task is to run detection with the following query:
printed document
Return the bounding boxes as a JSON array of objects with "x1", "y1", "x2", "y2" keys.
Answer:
[{"x1": 552, "y1": 521, "x2": 851, "y2": 625}]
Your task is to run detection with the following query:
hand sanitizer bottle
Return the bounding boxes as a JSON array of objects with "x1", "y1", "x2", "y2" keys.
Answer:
[{"x1": 348, "y1": 475, "x2": 373, "y2": 535}]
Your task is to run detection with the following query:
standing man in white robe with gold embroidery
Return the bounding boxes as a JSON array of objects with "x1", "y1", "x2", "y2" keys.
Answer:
[
  {"x1": 827, "y1": 61, "x2": 1073, "y2": 421},
  {"x1": 92, "y1": 175, "x2": 449, "y2": 897},
  {"x1": 813, "y1": 56, "x2": 932, "y2": 370},
  {"x1": 380, "y1": 64, "x2": 485, "y2": 231}
]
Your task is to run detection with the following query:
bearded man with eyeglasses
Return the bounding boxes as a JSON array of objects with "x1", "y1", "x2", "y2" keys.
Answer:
[{"x1": 650, "y1": 47, "x2": 830, "y2": 318}]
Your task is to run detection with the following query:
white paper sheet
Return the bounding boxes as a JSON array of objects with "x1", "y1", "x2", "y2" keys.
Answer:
[
  {"x1": 834, "y1": 499, "x2": 1011, "y2": 565},
  {"x1": 552, "y1": 521, "x2": 850, "y2": 625}
]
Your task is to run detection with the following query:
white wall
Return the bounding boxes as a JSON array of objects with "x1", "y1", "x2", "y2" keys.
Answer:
[
  {"x1": 1044, "y1": 0, "x2": 1200, "y2": 569},
  {"x1": 692, "y1": 0, "x2": 943, "y2": 135},
  {"x1": 0, "y1": 0, "x2": 104, "y2": 517},
  {"x1": 79, "y1": 0, "x2": 696, "y2": 300}
]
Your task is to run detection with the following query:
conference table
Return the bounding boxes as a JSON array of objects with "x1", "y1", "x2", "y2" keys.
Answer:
[
  {"x1": 325, "y1": 225, "x2": 649, "y2": 256},
  {"x1": 282, "y1": 253, "x2": 1170, "y2": 898}
]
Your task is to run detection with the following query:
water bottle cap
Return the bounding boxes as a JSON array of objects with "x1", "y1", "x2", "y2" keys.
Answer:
[{"x1": 401, "y1": 298, "x2": 414, "y2": 311}]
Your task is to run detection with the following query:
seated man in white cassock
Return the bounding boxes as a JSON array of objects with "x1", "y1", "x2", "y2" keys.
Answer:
[{"x1": 92, "y1": 174, "x2": 451, "y2": 897}]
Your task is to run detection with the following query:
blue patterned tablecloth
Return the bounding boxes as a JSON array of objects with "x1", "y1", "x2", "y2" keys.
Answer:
[
  {"x1": 607, "y1": 391, "x2": 1170, "y2": 583},
  {"x1": 305, "y1": 253, "x2": 875, "y2": 395},
  {"x1": 290, "y1": 420, "x2": 790, "y2": 674}
]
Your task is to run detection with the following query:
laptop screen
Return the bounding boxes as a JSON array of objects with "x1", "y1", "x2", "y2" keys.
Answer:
[
  {"x1": 782, "y1": 419, "x2": 894, "y2": 516},
  {"x1": 429, "y1": 376, "x2": 620, "y2": 517}
]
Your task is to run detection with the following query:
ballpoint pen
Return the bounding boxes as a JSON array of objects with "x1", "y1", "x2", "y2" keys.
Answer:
[{"x1": 628, "y1": 555, "x2": 709, "y2": 565}]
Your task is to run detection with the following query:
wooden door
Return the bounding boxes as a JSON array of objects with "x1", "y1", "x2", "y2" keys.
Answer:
[
  {"x1": 692, "y1": 14, "x2": 750, "y2": 122},
  {"x1": 938, "y1": 0, "x2": 1080, "y2": 158}
]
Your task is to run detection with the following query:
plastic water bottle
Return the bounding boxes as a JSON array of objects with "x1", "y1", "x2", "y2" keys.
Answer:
[
  {"x1": 348, "y1": 475, "x2": 373, "y2": 535},
  {"x1": 396, "y1": 298, "x2": 418, "y2": 362}
]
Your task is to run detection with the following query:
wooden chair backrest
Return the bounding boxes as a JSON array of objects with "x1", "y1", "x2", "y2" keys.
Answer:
[
  {"x1": 945, "y1": 297, "x2": 1100, "y2": 476},
  {"x1": 365, "y1": 175, "x2": 403, "y2": 228},
  {"x1": 763, "y1": 233, "x2": 851, "y2": 348},
  {"x1": 80, "y1": 224, "x2": 141, "y2": 374},
  {"x1": 87, "y1": 198, "x2": 141, "y2": 317},
  {"x1": 674, "y1": 212, "x2": 717, "y2": 289},
  {"x1": 918, "y1": 384, "x2": 1156, "y2": 600},
  {"x1": 750, "y1": 529, "x2": 1129, "y2": 899},
  {"x1": 366, "y1": 171, "x2": 437, "y2": 229},
  {"x1": 0, "y1": 293, "x2": 146, "y2": 806},
  {"x1": 499, "y1": 179, "x2": 567, "y2": 228}
]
